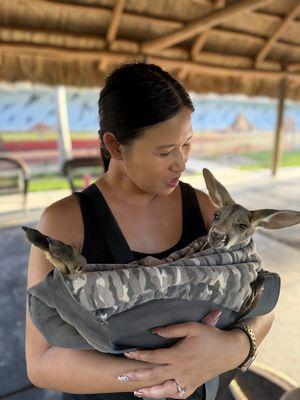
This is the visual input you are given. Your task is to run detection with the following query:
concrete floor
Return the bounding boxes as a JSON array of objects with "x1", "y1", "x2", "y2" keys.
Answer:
[{"x1": 0, "y1": 161, "x2": 299, "y2": 398}]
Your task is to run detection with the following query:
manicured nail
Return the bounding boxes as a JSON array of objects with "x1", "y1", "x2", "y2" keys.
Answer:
[
  {"x1": 118, "y1": 375, "x2": 129, "y2": 382},
  {"x1": 134, "y1": 391, "x2": 144, "y2": 397},
  {"x1": 124, "y1": 351, "x2": 136, "y2": 357},
  {"x1": 210, "y1": 310, "x2": 222, "y2": 319}
]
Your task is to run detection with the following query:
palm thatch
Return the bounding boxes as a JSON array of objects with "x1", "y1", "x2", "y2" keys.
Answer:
[{"x1": 1, "y1": 0, "x2": 300, "y2": 100}]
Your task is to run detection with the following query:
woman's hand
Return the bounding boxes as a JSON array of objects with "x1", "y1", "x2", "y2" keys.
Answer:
[{"x1": 119, "y1": 309, "x2": 239, "y2": 399}]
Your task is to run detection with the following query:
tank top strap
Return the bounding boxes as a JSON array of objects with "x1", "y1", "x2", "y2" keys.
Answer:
[
  {"x1": 179, "y1": 180, "x2": 207, "y2": 244},
  {"x1": 74, "y1": 184, "x2": 135, "y2": 264}
]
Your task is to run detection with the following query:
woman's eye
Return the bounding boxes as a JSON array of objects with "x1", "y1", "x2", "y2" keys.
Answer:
[
  {"x1": 160, "y1": 152, "x2": 171, "y2": 157},
  {"x1": 160, "y1": 143, "x2": 190, "y2": 157}
]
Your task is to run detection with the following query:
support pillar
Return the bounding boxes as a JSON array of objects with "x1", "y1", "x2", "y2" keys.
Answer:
[
  {"x1": 56, "y1": 86, "x2": 72, "y2": 166},
  {"x1": 271, "y1": 76, "x2": 288, "y2": 176}
]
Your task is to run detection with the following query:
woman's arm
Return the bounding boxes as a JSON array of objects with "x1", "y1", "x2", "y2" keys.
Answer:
[
  {"x1": 111, "y1": 310, "x2": 276, "y2": 399},
  {"x1": 29, "y1": 339, "x2": 161, "y2": 393},
  {"x1": 227, "y1": 310, "x2": 275, "y2": 369},
  {"x1": 26, "y1": 198, "x2": 161, "y2": 394}
]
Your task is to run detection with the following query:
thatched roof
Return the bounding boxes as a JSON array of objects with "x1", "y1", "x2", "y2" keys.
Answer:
[{"x1": 2, "y1": 0, "x2": 300, "y2": 99}]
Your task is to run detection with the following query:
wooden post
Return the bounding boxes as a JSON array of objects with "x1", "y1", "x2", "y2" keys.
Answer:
[
  {"x1": 56, "y1": 86, "x2": 72, "y2": 165},
  {"x1": 271, "y1": 76, "x2": 288, "y2": 176}
]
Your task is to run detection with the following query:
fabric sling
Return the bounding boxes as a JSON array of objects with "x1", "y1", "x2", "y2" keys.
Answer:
[{"x1": 27, "y1": 238, "x2": 280, "y2": 400}]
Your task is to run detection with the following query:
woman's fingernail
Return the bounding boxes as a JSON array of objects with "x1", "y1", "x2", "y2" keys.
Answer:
[
  {"x1": 211, "y1": 310, "x2": 222, "y2": 319},
  {"x1": 118, "y1": 375, "x2": 130, "y2": 382},
  {"x1": 134, "y1": 391, "x2": 144, "y2": 397},
  {"x1": 124, "y1": 351, "x2": 135, "y2": 357}
]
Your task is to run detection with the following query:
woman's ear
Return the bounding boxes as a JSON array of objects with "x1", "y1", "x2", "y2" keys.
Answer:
[{"x1": 102, "y1": 132, "x2": 124, "y2": 160}]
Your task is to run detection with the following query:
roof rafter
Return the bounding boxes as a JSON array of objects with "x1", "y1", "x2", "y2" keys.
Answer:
[
  {"x1": 0, "y1": 26, "x2": 282, "y2": 71},
  {"x1": 141, "y1": 0, "x2": 272, "y2": 53},
  {"x1": 190, "y1": 0, "x2": 226, "y2": 61},
  {"x1": 106, "y1": 0, "x2": 126, "y2": 44},
  {"x1": 255, "y1": 3, "x2": 300, "y2": 65},
  {"x1": 99, "y1": 0, "x2": 126, "y2": 71},
  {"x1": 31, "y1": 0, "x2": 300, "y2": 35},
  {"x1": 287, "y1": 63, "x2": 300, "y2": 72},
  {"x1": 1, "y1": 42, "x2": 298, "y2": 82},
  {"x1": 22, "y1": 0, "x2": 300, "y2": 48}
]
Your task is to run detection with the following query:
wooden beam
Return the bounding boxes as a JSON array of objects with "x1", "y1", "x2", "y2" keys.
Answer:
[
  {"x1": 0, "y1": 27, "x2": 283, "y2": 70},
  {"x1": 256, "y1": 4, "x2": 300, "y2": 64},
  {"x1": 191, "y1": 31, "x2": 210, "y2": 59},
  {"x1": 271, "y1": 77, "x2": 288, "y2": 176},
  {"x1": 4, "y1": 25, "x2": 300, "y2": 62},
  {"x1": 148, "y1": 55, "x2": 287, "y2": 80},
  {"x1": 18, "y1": 0, "x2": 300, "y2": 38},
  {"x1": 0, "y1": 39, "x2": 281, "y2": 72},
  {"x1": 214, "y1": 0, "x2": 226, "y2": 9},
  {"x1": 287, "y1": 63, "x2": 300, "y2": 72},
  {"x1": 3, "y1": 42, "x2": 300, "y2": 83},
  {"x1": 106, "y1": 0, "x2": 126, "y2": 44},
  {"x1": 190, "y1": 0, "x2": 225, "y2": 61},
  {"x1": 141, "y1": 0, "x2": 271, "y2": 53},
  {"x1": 100, "y1": 0, "x2": 126, "y2": 73},
  {"x1": 7, "y1": 2, "x2": 300, "y2": 55},
  {"x1": 177, "y1": 67, "x2": 189, "y2": 81},
  {"x1": 191, "y1": 0, "x2": 211, "y2": 5}
]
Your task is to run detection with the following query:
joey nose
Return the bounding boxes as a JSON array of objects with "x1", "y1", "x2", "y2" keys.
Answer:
[{"x1": 211, "y1": 231, "x2": 226, "y2": 241}]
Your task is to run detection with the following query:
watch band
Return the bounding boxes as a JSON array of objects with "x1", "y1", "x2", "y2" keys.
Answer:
[{"x1": 231, "y1": 321, "x2": 258, "y2": 372}]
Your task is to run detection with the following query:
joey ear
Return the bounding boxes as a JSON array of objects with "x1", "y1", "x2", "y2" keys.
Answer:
[
  {"x1": 251, "y1": 209, "x2": 300, "y2": 230},
  {"x1": 202, "y1": 168, "x2": 235, "y2": 208}
]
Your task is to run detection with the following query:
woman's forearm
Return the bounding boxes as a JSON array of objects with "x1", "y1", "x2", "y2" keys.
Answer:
[
  {"x1": 227, "y1": 310, "x2": 275, "y2": 370},
  {"x1": 31, "y1": 346, "x2": 160, "y2": 394}
]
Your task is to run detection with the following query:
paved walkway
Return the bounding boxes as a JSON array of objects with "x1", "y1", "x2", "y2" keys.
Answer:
[{"x1": 1, "y1": 159, "x2": 300, "y2": 397}]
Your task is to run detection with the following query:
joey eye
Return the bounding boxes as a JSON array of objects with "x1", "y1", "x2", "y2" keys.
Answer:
[
  {"x1": 238, "y1": 224, "x2": 248, "y2": 231},
  {"x1": 214, "y1": 213, "x2": 220, "y2": 220}
]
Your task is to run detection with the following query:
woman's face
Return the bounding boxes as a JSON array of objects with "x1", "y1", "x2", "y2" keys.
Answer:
[{"x1": 121, "y1": 107, "x2": 193, "y2": 195}]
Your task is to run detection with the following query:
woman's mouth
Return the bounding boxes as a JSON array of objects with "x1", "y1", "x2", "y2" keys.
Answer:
[{"x1": 166, "y1": 178, "x2": 179, "y2": 187}]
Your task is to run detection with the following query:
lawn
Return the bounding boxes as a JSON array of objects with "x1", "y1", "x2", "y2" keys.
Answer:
[
  {"x1": 2, "y1": 150, "x2": 299, "y2": 193},
  {"x1": 237, "y1": 150, "x2": 300, "y2": 170},
  {"x1": 201, "y1": 150, "x2": 300, "y2": 170},
  {"x1": 0, "y1": 131, "x2": 96, "y2": 141},
  {"x1": 28, "y1": 171, "x2": 99, "y2": 192}
]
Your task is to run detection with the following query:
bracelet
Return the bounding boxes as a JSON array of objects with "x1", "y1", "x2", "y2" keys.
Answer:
[{"x1": 231, "y1": 321, "x2": 258, "y2": 372}]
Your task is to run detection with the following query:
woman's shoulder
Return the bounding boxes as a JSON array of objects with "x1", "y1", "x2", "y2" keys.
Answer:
[
  {"x1": 36, "y1": 192, "x2": 83, "y2": 251},
  {"x1": 187, "y1": 183, "x2": 217, "y2": 231}
]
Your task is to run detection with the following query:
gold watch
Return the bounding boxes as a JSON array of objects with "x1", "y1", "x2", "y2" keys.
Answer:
[{"x1": 231, "y1": 321, "x2": 258, "y2": 373}]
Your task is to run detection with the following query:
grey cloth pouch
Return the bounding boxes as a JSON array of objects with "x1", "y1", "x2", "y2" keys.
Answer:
[{"x1": 27, "y1": 236, "x2": 281, "y2": 400}]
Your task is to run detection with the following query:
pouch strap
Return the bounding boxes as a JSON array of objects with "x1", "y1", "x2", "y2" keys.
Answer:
[
  {"x1": 244, "y1": 271, "x2": 281, "y2": 319},
  {"x1": 205, "y1": 376, "x2": 219, "y2": 400}
]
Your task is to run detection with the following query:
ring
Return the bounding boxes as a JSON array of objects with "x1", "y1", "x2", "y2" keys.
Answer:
[{"x1": 173, "y1": 379, "x2": 186, "y2": 398}]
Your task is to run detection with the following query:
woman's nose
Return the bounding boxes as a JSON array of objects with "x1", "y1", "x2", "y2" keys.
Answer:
[{"x1": 172, "y1": 151, "x2": 186, "y2": 172}]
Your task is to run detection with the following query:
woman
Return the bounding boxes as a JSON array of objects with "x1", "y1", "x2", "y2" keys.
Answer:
[{"x1": 25, "y1": 62, "x2": 275, "y2": 399}]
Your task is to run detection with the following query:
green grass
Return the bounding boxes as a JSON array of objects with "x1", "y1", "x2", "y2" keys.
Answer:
[
  {"x1": 27, "y1": 173, "x2": 97, "y2": 192},
  {"x1": 201, "y1": 150, "x2": 300, "y2": 171},
  {"x1": 3, "y1": 150, "x2": 300, "y2": 192},
  {"x1": 28, "y1": 176, "x2": 70, "y2": 191},
  {"x1": 237, "y1": 150, "x2": 300, "y2": 170},
  {"x1": 0, "y1": 131, "x2": 96, "y2": 141}
]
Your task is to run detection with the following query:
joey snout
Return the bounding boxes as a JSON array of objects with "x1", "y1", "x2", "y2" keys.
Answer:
[{"x1": 208, "y1": 229, "x2": 229, "y2": 249}]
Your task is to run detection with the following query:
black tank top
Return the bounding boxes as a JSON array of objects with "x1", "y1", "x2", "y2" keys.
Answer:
[
  {"x1": 75, "y1": 180, "x2": 207, "y2": 263},
  {"x1": 62, "y1": 180, "x2": 208, "y2": 400}
]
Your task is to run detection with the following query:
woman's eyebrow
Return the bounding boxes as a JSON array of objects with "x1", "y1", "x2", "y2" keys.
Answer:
[{"x1": 155, "y1": 134, "x2": 193, "y2": 149}]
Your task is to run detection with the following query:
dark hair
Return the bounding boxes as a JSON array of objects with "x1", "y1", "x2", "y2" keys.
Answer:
[{"x1": 98, "y1": 61, "x2": 195, "y2": 172}]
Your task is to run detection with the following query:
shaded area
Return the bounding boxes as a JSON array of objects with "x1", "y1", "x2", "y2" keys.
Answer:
[{"x1": 0, "y1": 223, "x2": 61, "y2": 399}]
